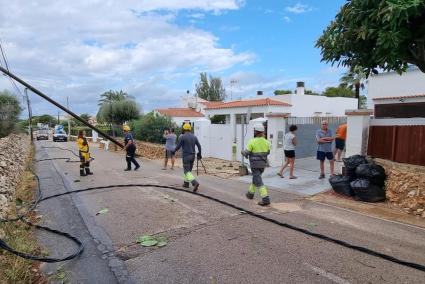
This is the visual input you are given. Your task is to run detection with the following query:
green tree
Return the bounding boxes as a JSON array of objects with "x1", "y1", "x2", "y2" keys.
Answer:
[
  {"x1": 274, "y1": 89, "x2": 292, "y2": 95},
  {"x1": 97, "y1": 91, "x2": 140, "y2": 136},
  {"x1": 34, "y1": 114, "x2": 55, "y2": 126},
  {"x1": 0, "y1": 90, "x2": 22, "y2": 137},
  {"x1": 339, "y1": 66, "x2": 367, "y2": 109},
  {"x1": 195, "y1": 73, "x2": 226, "y2": 101},
  {"x1": 305, "y1": 89, "x2": 321, "y2": 96},
  {"x1": 322, "y1": 86, "x2": 356, "y2": 98},
  {"x1": 316, "y1": 0, "x2": 425, "y2": 74},
  {"x1": 98, "y1": 90, "x2": 129, "y2": 106},
  {"x1": 130, "y1": 112, "x2": 178, "y2": 143},
  {"x1": 70, "y1": 113, "x2": 91, "y2": 126}
]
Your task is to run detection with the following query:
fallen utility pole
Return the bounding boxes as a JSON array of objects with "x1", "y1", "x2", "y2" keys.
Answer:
[{"x1": 0, "y1": 66, "x2": 124, "y2": 148}]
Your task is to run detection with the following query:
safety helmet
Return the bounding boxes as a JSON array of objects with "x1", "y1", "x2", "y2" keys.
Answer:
[
  {"x1": 253, "y1": 123, "x2": 265, "y2": 132},
  {"x1": 123, "y1": 125, "x2": 130, "y2": 131},
  {"x1": 182, "y1": 123, "x2": 192, "y2": 131}
]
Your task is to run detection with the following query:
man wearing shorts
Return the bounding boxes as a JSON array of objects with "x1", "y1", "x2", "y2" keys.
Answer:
[
  {"x1": 316, "y1": 120, "x2": 334, "y2": 179},
  {"x1": 333, "y1": 123, "x2": 347, "y2": 162},
  {"x1": 163, "y1": 128, "x2": 176, "y2": 170}
]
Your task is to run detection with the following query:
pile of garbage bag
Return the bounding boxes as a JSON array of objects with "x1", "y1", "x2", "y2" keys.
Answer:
[{"x1": 329, "y1": 155, "x2": 387, "y2": 202}]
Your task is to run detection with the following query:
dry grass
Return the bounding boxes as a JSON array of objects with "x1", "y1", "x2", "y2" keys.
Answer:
[{"x1": 0, "y1": 146, "x2": 46, "y2": 284}]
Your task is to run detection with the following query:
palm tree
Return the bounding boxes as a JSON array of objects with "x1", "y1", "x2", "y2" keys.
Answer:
[
  {"x1": 339, "y1": 66, "x2": 367, "y2": 109},
  {"x1": 98, "y1": 90, "x2": 129, "y2": 106}
]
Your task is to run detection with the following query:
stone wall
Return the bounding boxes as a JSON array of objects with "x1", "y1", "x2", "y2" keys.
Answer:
[
  {"x1": 0, "y1": 134, "x2": 31, "y2": 219},
  {"x1": 375, "y1": 158, "x2": 425, "y2": 217}
]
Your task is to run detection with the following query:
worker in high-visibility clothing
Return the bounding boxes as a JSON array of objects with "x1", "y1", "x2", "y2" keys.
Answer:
[
  {"x1": 172, "y1": 123, "x2": 201, "y2": 192},
  {"x1": 77, "y1": 130, "x2": 93, "y2": 176},
  {"x1": 123, "y1": 124, "x2": 140, "y2": 171},
  {"x1": 241, "y1": 123, "x2": 271, "y2": 206}
]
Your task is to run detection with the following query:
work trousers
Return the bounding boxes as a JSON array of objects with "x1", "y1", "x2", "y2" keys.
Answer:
[
  {"x1": 182, "y1": 154, "x2": 199, "y2": 186},
  {"x1": 249, "y1": 167, "x2": 268, "y2": 198},
  {"x1": 79, "y1": 151, "x2": 91, "y2": 174},
  {"x1": 126, "y1": 151, "x2": 140, "y2": 169}
]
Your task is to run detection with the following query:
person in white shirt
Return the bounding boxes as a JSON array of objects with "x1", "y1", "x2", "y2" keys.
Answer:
[{"x1": 277, "y1": 124, "x2": 298, "y2": 179}]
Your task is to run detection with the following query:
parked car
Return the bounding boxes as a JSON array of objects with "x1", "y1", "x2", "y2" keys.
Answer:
[
  {"x1": 53, "y1": 125, "x2": 68, "y2": 142},
  {"x1": 36, "y1": 129, "x2": 49, "y2": 141}
]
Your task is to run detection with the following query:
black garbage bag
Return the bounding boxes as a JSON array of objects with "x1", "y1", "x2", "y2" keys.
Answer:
[
  {"x1": 369, "y1": 164, "x2": 387, "y2": 186},
  {"x1": 355, "y1": 164, "x2": 387, "y2": 186},
  {"x1": 329, "y1": 175, "x2": 354, "y2": 196},
  {"x1": 343, "y1": 155, "x2": 368, "y2": 181},
  {"x1": 350, "y1": 179, "x2": 386, "y2": 202}
]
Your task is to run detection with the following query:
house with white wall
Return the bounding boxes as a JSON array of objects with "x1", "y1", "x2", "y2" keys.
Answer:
[
  {"x1": 367, "y1": 67, "x2": 425, "y2": 119},
  {"x1": 272, "y1": 82, "x2": 357, "y2": 117},
  {"x1": 154, "y1": 108, "x2": 204, "y2": 126}
]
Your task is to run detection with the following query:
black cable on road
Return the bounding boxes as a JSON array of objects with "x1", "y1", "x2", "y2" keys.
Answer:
[
  {"x1": 1, "y1": 150, "x2": 425, "y2": 272},
  {"x1": 36, "y1": 183, "x2": 425, "y2": 272}
]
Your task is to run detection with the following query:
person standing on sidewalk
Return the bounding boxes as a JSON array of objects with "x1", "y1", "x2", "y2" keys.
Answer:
[
  {"x1": 333, "y1": 123, "x2": 347, "y2": 162},
  {"x1": 316, "y1": 120, "x2": 334, "y2": 179},
  {"x1": 242, "y1": 124, "x2": 271, "y2": 206},
  {"x1": 123, "y1": 125, "x2": 140, "y2": 171},
  {"x1": 77, "y1": 130, "x2": 93, "y2": 176},
  {"x1": 162, "y1": 128, "x2": 176, "y2": 170},
  {"x1": 173, "y1": 123, "x2": 201, "y2": 192},
  {"x1": 277, "y1": 124, "x2": 298, "y2": 179}
]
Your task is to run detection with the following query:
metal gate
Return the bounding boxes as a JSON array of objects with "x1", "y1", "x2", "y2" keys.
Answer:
[{"x1": 286, "y1": 117, "x2": 347, "y2": 158}]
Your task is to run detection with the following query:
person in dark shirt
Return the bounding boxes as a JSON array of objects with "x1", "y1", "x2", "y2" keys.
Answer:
[
  {"x1": 123, "y1": 125, "x2": 140, "y2": 171},
  {"x1": 173, "y1": 123, "x2": 202, "y2": 192}
]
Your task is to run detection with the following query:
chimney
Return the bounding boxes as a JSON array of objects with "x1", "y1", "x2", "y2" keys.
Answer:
[
  {"x1": 257, "y1": 91, "x2": 263, "y2": 96},
  {"x1": 296, "y1": 81, "x2": 305, "y2": 95}
]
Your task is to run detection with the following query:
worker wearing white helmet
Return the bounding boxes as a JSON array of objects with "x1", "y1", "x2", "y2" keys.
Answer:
[
  {"x1": 241, "y1": 123, "x2": 271, "y2": 206},
  {"x1": 123, "y1": 124, "x2": 140, "y2": 171}
]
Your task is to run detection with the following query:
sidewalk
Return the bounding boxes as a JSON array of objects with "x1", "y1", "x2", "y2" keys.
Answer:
[{"x1": 237, "y1": 157, "x2": 344, "y2": 196}]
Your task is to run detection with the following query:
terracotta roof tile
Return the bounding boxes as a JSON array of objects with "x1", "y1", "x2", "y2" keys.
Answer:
[
  {"x1": 156, "y1": 108, "x2": 204, "y2": 117},
  {"x1": 205, "y1": 98, "x2": 291, "y2": 110},
  {"x1": 373, "y1": 94, "x2": 425, "y2": 101}
]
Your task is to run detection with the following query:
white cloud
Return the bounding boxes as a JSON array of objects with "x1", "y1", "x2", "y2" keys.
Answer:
[
  {"x1": 0, "y1": 0, "x2": 251, "y2": 114},
  {"x1": 283, "y1": 16, "x2": 291, "y2": 23},
  {"x1": 286, "y1": 3, "x2": 313, "y2": 14}
]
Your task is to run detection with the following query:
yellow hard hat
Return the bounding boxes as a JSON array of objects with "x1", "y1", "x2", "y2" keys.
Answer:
[
  {"x1": 182, "y1": 123, "x2": 192, "y2": 131},
  {"x1": 123, "y1": 125, "x2": 130, "y2": 131}
]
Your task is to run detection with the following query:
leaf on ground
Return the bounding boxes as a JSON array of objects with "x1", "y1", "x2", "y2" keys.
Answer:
[
  {"x1": 137, "y1": 235, "x2": 168, "y2": 247},
  {"x1": 141, "y1": 239, "x2": 158, "y2": 247},
  {"x1": 239, "y1": 210, "x2": 246, "y2": 214},
  {"x1": 96, "y1": 208, "x2": 109, "y2": 215},
  {"x1": 306, "y1": 223, "x2": 318, "y2": 228}
]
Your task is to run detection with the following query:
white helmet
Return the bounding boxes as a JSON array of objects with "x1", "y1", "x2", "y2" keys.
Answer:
[{"x1": 253, "y1": 123, "x2": 265, "y2": 132}]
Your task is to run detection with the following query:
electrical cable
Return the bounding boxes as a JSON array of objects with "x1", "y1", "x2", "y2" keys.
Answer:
[{"x1": 1, "y1": 149, "x2": 425, "y2": 272}]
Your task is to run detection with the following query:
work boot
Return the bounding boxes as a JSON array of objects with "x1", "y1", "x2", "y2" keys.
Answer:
[
  {"x1": 192, "y1": 180, "x2": 200, "y2": 193},
  {"x1": 134, "y1": 165, "x2": 140, "y2": 171},
  {"x1": 85, "y1": 168, "x2": 93, "y2": 175},
  {"x1": 124, "y1": 168, "x2": 131, "y2": 171},
  {"x1": 258, "y1": 196, "x2": 271, "y2": 206},
  {"x1": 182, "y1": 182, "x2": 190, "y2": 188},
  {"x1": 246, "y1": 192, "x2": 254, "y2": 200},
  {"x1": 80, "y1": 169, "x2": 86, "y2": 177}
]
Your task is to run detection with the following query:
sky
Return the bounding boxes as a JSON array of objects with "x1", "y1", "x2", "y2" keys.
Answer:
[{"x1": 0, "y1": 0, "x2": 348, "y2": 117}]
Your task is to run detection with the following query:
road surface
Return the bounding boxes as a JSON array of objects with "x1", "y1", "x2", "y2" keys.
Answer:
[{"x1": 34, "y1": 141, "x2": 425, "y2": 283}]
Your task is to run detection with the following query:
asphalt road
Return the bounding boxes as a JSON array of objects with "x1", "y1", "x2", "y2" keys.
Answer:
[{"x1": 33, "y1": 141, "x2": 425, "y2": 283}]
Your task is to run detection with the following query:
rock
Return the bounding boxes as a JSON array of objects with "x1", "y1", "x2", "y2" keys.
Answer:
[{"x1": 0, "y1": 134, "x2": 31, "y2": 219}]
